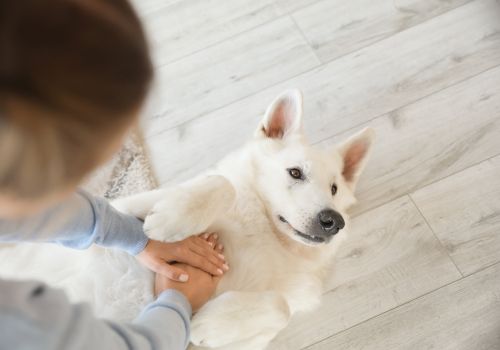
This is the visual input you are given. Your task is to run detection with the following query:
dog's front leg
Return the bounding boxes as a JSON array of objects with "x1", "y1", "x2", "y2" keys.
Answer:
[
  {"x1": 111, "y1": 189, "x2": 171, "y2": 219},
  {"x1": 143, "y1": 175, "x2": 236, "y2": 242},
  {"x1": 190, "y1": 291, "x2": 291, "y2": 349}
]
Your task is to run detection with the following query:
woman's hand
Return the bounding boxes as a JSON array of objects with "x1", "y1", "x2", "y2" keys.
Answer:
[
  {"x1": 155, "y1": 263, "x2": 222, "y2": 312},
  {"x1": 155, "y1": 240, "x2": 224, "y2": 311},
  {"x1": 137, "y1": 233, "x2": 228, "y2": 282}
]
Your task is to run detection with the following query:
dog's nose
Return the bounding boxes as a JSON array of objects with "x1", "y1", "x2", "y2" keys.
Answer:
[{"x1": 318, "y1": 209, "x2": 345, "y2": 234}]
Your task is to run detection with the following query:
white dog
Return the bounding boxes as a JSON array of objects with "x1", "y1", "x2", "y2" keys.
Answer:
[{"x1": 0, "y1": 90, "x2": 374, "y2": 350}]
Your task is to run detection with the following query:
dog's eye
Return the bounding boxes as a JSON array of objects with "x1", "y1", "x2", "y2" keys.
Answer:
[
  {"x1": 288, "y1": 168, "x2": 303, "y2": 180},
  {"x1": 331, "y1": 184, "x2": 338, "y2": 196}
]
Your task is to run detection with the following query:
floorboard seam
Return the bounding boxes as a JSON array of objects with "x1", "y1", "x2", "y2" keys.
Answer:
[
  {"x1": 146, "y1": 0, "x2": 480, "y2": 137},
  {"x1": 312, "y1": 62, "x2": 500, "y2": 147},
  {"x1": 315, "y1": 0, "x2": 475, "y2": 66},
  {"x1": 287, "y1": 13, "x2": 322, "y2": 64},
  {"x1": 300, "y1": 260, "x2": 500, "y2": 349},
  {"x1": 348, "y1": 150, "x2": 500, "y2": 220},
  {"x1": 151, "y1": 13, "x2": 291, "y2": 68},
  {"x1": 407, "y1": 194, "x2": 464, "y2": 277},
  {"x1": 271, "y1": 0, "x2": 316, "y2": 15},
  {"x1": 153, "y1": 61, "x2": 500, "y2": 183}
]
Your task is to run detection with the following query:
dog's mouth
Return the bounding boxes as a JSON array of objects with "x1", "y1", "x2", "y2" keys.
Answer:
[{"x1": 278, "y1": 215, "x2": 326, "y2": 244}]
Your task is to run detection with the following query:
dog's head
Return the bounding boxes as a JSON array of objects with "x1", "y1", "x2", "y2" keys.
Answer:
[{"x1": 252, "y1": 89, "x2": 374, "y2": 247}]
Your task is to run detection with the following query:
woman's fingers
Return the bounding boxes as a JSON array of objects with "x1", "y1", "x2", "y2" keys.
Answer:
[
  {"x1": 153, "y1": 260, "x2": 189, "y2": 282},
  {"x1": 174, "y1": 241, "x2": 225, "y2": 276},
  {"x1": 215, "y1": 242, "x2": 224, "y2": 254},
  {"x1": 189, "y1": 242, "x2": 228, "y2": 272},
  {"x1": 206, "y1": 232, "x2": 218, "y2": 247},
  {"x1": 214, "y1": 236, "x2": 227, "y2": 273},
  {"x1": 198, "y1": 232, "x2": 218, "y2": 248},
  {"x1": 193, "y1": 234, "x2": 226, "y2": 261},
  {"x1": 180, "y1": 232, "x2": 229, "y2": 276},
  {"x1": 190, "y1": 248, "x2": 225, "y2": 276},
  {"x1": 137, "y1": 235, "x2": 228, "y2": 281}
]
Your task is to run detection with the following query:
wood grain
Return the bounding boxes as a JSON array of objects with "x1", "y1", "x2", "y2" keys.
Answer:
[
  {"x1": 306, "y1": 262, "x2": 500, "y2": 350},
  {"x1": 139, "y1": 0, "x2": 282, "y2": 66},
  {"x1": 270, "y1": 196, "x2": 461, "y2": 350},
  {"x1": 291, "y1": 0, "x2": 471, "y2": 62},
  {"x1": 274, "y1": 0, "x2": 319, "y2": 14},
  {"x1": 131, "y1": 0, "x2": 181, "y2": 17},
  {"x1": 411, "y1": 155, "x2": 500, "y2": 276},
  {"x1": 145, "y1": 0, "x2": 500, "y2": 185},
  {"x1": 137, "y1": 1, "x2": 500, "y2": 349},
  {"x1": 320, "y1": 64, "x2": 500, "y2": 215},
  {"x1": 145, "y1": 16, "x2": 319, "y2": 136}
]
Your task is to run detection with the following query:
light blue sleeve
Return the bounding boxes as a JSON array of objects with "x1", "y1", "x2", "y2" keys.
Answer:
[
  {"x1": 0, "y1": 190, "x2": 149, "y2": 255},
  {"x1": 0, "y1": 278, "x2": 192, "y2": 350}
]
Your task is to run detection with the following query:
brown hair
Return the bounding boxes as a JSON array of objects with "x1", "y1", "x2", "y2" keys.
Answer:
[{"x1": 0, "y1": 0, "x2": 153, "y2": 198}]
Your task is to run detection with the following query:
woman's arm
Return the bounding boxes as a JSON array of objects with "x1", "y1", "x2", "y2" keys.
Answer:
[
  {"x1": 0, "y1": 190, "x2": 149, "y2": 255},
  {"x1": 0, "y1": 190, "x2": 228, "y2": 280},
  {"x1": 0, "y1": 278, "x2": 192, "y2": 350}
]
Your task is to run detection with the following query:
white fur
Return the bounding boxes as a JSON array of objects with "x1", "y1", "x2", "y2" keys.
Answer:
[{"x1": 0, "y1": 90, "x2": 374, "y2": 350}]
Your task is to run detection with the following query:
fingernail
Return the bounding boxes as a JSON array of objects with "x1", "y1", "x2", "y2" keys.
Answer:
[
  {"x1": 208, "y1": 241, "x2": 214, "y2": 247},
  {"x1": 213, "y1": 233, "x2": 218, "y2": 239},
  {"x1": 179, "y1": 274, "x2": 189, "y2": 282},
  {"x1": 203, "y1": 233, "x2": 209, "y2": 239},
  {"x1": 222, "y1": 264, "x2": 229, "y2": 271},
  {"x1": 217, "y1": 268, "x2": 223, "y2": 275},
  {"x1": 218, "y1": 253, "x2": 225, "y2": 260},
  {"x1": 217, "y1": 244, "x2": 223, "y2": 250}
]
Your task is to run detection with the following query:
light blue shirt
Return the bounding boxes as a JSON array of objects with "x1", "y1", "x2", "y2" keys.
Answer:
[
  {"x1": 0, "y1": 190, "x2": 192, "y2": 350},
  {"x1": 0, "y1": 190, "x2": 149, "y2": 255}
]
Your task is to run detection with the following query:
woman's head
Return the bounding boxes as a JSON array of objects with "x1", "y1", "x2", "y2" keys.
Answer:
[{"x1": 0, "y1": 0, "x2": 153, "y2": 214}]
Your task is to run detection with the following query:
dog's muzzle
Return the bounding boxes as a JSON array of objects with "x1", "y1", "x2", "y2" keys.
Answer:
[
  {"x1": 317, "y1": 209, "x2": 345, "y2": 235},
  {"x1": 299, "y1": 209, "x2": 344, "y2": 243},
  {"x1": 279, "y1": 209, "x2": 345, "y2": 244}
]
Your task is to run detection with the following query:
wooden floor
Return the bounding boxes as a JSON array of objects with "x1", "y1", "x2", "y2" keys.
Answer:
[{"x1": 132, "y1": 0, "x2": 500, "y2": 349}]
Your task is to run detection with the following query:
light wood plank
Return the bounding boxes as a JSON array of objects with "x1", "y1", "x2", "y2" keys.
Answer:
[
  {"x1": 411, "y1": 155, "x2": 500, "y2": 276},
  {"x1": 145, "y1": 0, "x2": 500, "y2": 185},
  {"x1": 131, "y1": 0, "x2": 182, "y2": 17},
  {"x1": 320, "y1": 63, "x2": 500, "y2": 215},
  {"x1": 274, "y1": 0, "x2": 318, "y2": 14},
  {"x1": 306, "y1": 262, "x2": 500, "y2": 350},
  {"x1": 136, "y1": 1, "x2": 500, "y2": 349},
  {"x1": 291, "y1": 0, "x2": 471, "y2": 62},
  {"x1": 270, "y1": 196, "x2": 461, "y2": 350},
  {"x1": 145, "y1": 16, "x2": 319, "y2": 136},
  {"x1": 139, "y1": 0, "x2": 282, "y2": 66}
]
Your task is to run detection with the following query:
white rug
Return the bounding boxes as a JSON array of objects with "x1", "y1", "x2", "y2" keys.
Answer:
[{"x1": 83, "y1": 129, "x2": 158, "y2": 199}]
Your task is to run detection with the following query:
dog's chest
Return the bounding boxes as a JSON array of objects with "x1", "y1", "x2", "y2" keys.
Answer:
[
  {"x1": 210, "y1": 217, "x2": 323, "y2": 306},
  {"x1": 204, "y1": 178, "x2": 327, "y2": 310}
]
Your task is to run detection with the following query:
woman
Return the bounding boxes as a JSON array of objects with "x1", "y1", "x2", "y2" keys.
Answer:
[{"x1": 0, "y1": 0, "x2": 226, "y2": 349}]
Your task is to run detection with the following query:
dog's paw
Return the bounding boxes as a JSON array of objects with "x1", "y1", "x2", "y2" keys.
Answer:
[
  {"x1": 190, "y1": 313, "x2": 244, "y2": 348},
  {"x1": 144, "y1": 175, "x2": 236, "y2": 242},
  {"x1": 190, "y1": 291, "x2": 290, "y2": 347},
  {"x1": 190, "y1": 321, "x2": 225, "y2": 348},
  {"x1": 143, "y1": 196, "x2": 197, "y2": 242}
]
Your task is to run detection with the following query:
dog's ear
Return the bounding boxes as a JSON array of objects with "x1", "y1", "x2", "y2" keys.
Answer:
[
  {"x1": 337, "y1": 128, "x2": 375, "y2": 191},
  {"x1": 257, "y1": 89, "x2": 303, "y2": 139}
]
